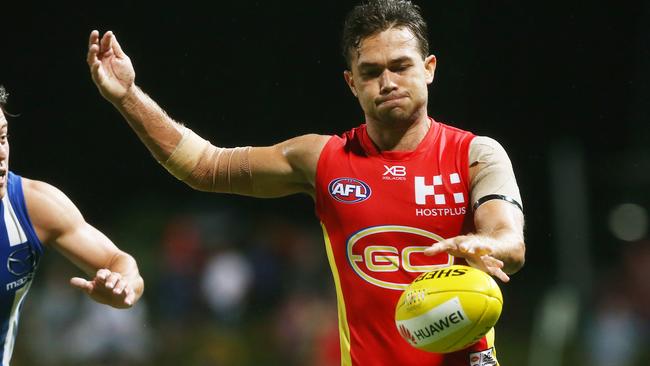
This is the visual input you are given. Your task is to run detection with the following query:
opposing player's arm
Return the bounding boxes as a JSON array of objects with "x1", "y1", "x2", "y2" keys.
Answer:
[
  {"x1": 87, "y1": 31, "x2": 328, "y2": 197},
  {"x1": 23, "y1": 178, "x2": 144, "y2": 308},
  {"x1": 425, "y1": 137, "x2": 525, "y2": 281}
]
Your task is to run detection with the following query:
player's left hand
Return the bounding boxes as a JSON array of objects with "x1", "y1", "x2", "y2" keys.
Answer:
[
  {"x1": 87, "y1": 30, "x2": 135, "y2": 103},
  {"x1": 424, "y1": 235, "x2": 510, "y2": 282},
  {"x1": 70, "y1": 268, "x2": 137, "y2": 308}
]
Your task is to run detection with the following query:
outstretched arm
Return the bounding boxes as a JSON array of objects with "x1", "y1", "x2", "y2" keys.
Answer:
[
  {"x1": 425, "y1": 200, "x2": 525, "y2": 282},
  {"x1": 87, "y1": 30, "x2": 327, "y2": 197},
  {"x1": 24, "y1": 178, "x2": 144, "y2": 308},
  {"x1": 425, "y1": 137, "x2": 526, "y2": 282},
  {"x1": 87, "y1": 30, "x2": 179, "y2": 162}
]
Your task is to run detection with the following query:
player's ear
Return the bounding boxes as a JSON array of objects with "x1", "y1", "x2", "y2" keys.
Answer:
[
  {"x1": 344, "y1": 70, "x2": 358, "y2": 97},
  {"x1": 424, "y1": 55, "x2": 437, "y2": 84}
]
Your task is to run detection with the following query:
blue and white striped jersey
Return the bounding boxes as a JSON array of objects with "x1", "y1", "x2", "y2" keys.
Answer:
[{"x1": 0, "y1": 172, "x2": 43, "y2": 365}]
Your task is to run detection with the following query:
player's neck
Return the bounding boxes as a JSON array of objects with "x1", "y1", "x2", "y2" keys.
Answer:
[{"x1": 366, "y1": 114, "x2": 431, "y2": 152}]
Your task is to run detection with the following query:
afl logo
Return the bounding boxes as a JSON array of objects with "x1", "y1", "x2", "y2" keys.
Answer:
[{"x1": 328, "y1": 177, "x2": 372, "y2": 204}]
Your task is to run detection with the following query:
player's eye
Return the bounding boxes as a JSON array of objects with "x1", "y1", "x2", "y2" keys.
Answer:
[
  {"x1": 361, "y1": 68, "x2": 382, "y2": 79},
  {"x1": 392, "y1": 64, "x2": 411, "y2": 73}
]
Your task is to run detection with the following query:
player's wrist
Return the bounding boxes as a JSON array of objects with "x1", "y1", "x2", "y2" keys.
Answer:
[{"x1": 112, "y1": 83, "x2": 139, "y2": 108}]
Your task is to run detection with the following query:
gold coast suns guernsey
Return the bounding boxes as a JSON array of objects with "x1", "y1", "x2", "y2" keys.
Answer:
[{"x1": 315, "y1": 119, "x2": 495, "y2": 366}]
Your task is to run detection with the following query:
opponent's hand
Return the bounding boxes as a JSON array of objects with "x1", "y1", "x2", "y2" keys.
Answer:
[
  {"x1": 424, "y1": 235, "x2": 510, "y2": 282},
  {"x1": 87, "y1": 30, "x2": 135, "y2": 103},
  {"x1": 70, "y1": 268, "x2": 138, "y2": 308}
]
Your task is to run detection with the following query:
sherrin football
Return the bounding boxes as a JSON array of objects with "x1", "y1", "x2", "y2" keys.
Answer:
[{"x1": 395, "y1": 265, "x2": 503, "y2": 353}]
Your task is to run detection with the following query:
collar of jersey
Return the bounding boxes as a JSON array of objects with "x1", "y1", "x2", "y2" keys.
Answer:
[{"x1": 359, "y1": 117, "x2": 440, "y2": 161}]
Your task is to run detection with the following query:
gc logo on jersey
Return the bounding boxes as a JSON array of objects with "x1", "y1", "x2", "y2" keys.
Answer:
[
  {"x1": 346, "y1": 225, "x2": 453, "y2": 290},
  {"x1": 328, "y1": 178, "x2": 372, "y2": 204}
]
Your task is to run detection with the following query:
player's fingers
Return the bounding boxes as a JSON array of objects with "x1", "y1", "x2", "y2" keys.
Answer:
[
  {"x1": 104, "y1": 272, "x2": 122, "y2": 289},
  {"x1": 480, "y1": 255, "x2": 504, "y2": 269},
  {"x1": 88, "y1": 30, "x2": 99, "y2": 50},
  {"x1": 100, "y1": 31, "x2": 114, "y2": 54},
  {"x1": 489, "y1": 267, "x2": 510, "y2": 283},
  {"x1": 111, "y1": 33, "x2": 126, "y2": 57},
  {"x1": 424, "y1": 240, "x2": 455, "y2": 256},
  {"x1": 124, "y1": 288, "x2": 135, "y2": 306},
  {"x1": 479, "y1": 256, "x2": 510, "y2": 282},
  {"x1": 70, "y1": 277, "x2": 93, "y2": 292},
  {"x1": 112, "y1": 278, "x2": 128, "y2": 295},
  {"x1": 87, "y1": 43, "x2": 100, "y2": 66},
  {"x1": 95, "y1": 268, "x2": 112, "y2": 282}
]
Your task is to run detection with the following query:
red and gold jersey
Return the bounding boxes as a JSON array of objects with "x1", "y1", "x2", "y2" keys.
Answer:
[{"x1": 315, "y1": 119, "x2": 495, "y2": 366}]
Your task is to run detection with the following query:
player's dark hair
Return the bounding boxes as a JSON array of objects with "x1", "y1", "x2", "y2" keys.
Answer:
[
  {"x1": 0, "y1": 86, "x2": 17, "y2": 117},
  {"x1": 0, "y1": 86, "x2": 7, "y2": 114},
  {"x1": 342, "y1": 0, "x2": 429, "y2": 67}
]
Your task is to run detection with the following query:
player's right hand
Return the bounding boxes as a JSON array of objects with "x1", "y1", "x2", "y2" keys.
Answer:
[
  {"x1": 424, "y1": 235, "x2": 511, "y2": 283},
  {"x1": 70, "y1": 268, "x2": 138, "y2": 309},
  {"x1": 87, "y1": 30, "x2": 135, "y2": 103}
]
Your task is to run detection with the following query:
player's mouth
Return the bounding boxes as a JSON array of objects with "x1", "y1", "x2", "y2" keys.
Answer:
[{"x1": 376, "y1": 93, "x2": 408, "y2": 106}]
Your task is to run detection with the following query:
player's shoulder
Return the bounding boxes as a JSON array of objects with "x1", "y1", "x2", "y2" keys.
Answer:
[
  {"x1": 276, "y1": 133, "x2": 332, "y2": 176},
  {"x1": 21, "y1": 176, "x2": 62, "y2": 198},
  {"x1": 20, "y1": 176, "x2": 83, "y2": 240},
  {"x1": 281, "y1": 133, "x2": 332, "y2": 156},
  {"x1": 471, "y1": 135, "x2": 504, "y2": 148},
  {"x1": 469, "y1": 136, "x2": 510, "y2": 160},
  {"x1": 293, "y1": 133, "x2": 332, "y2": 146},
  {"x1": 20, "y1": 177, "x2": 77, "y2": 216}
]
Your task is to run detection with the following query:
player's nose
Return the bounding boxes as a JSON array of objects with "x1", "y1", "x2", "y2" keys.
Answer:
[{"x1": 379, "y1": 70, "x2": 398, "y2": 94}]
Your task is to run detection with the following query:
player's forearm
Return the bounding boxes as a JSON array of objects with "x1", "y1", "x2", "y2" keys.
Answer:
[
  {"x1": 482, "y1": 230, "x2": 525, "y2": 274},
  {"x1": 113, "y1": 85, "x2": 183, "y2": 163}
]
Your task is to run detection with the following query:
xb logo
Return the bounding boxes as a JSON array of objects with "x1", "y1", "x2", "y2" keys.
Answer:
[
  {"x1": 7, "y1": 246, "x2": 36, "y2": 276},
  {"x1": 383, "y1": 165, "x2": 406, "y2": 177}
]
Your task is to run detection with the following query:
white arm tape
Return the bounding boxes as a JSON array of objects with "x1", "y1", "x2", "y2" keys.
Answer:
[
  {"x1": 162, "y1": 126, "x2": 209, "y2": 181},
  {"x1": 469, "y1": 136, "x2": 523, "y2": 211}
]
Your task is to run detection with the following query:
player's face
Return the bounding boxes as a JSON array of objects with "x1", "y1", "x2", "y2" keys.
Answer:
[
  {"x1": 0, "y1": 111, "x2": 9, "y2": 198},
  {"x1": 344, "y1": 27, "x2": 436, "y2": 126}
]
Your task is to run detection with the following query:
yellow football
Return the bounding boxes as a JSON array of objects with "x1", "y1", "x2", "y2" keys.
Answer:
[{"x1": 395, "y1": 265, "x2": 503, "y2": 353}]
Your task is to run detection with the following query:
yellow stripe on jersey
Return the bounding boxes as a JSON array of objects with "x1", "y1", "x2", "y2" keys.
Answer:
[
  {"x1": 485, "y1": 328, "x2": 499, "y2": 366},
  {"x1": 321, "y1": 223, "x2": 352, "y2": 366}
]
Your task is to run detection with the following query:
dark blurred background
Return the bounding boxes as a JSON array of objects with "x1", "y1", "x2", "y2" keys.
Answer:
[{"x1": 2, "y1": 1, "x2": 649, "y2": 365}]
